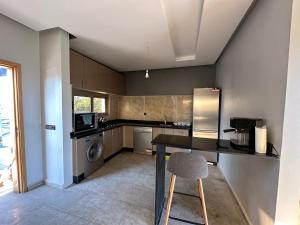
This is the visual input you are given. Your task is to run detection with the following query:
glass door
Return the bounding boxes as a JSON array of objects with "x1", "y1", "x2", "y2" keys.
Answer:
[{"x1": 0, "y1": 65, "x2": 15, "y2": 193}]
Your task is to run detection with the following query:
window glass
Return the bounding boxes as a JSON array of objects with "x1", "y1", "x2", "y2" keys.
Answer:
[
  {"x1": 74, "y1": 96, "x2": 91, "y2": 113},
  {"x1": 93, "y1": 97, "x2": 106, "y2": 113}
]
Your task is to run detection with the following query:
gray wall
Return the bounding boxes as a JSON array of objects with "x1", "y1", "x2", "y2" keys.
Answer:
[
  {"x1": 124, "y1": 65, "x2": 216, "y2": 95},
  {"x1": 275, "y1": 1, "x2": 300, "y2": 223},
  {"x1": 0, "y1": 14, "x2": 43, "y2": 188},
  {"x1": 216, "y1": 0, "x2": 293, "y2": 225}
]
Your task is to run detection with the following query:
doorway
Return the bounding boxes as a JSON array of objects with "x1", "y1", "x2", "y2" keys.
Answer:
[{"x1": 0, "y1": 60, "x2": 26, "y2": 194}]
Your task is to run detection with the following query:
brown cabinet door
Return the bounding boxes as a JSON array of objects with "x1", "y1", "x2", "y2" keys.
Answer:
[
  {"x1": 110, "y1": 71, "x2": 126, "y2": 95},
  {"x1": 164, "y1": 128, "x2": 174, "y2": 135},
  {"x1": 167, "y1": 129, "x2": 191, "y2": 153},
  {"x1": 111, "y1": 127, "x2": 119, "y2": 154},
  {"x1": 83, "y1": 57, "x2": 98, "y2": 91},
  {"x1": 103, "y1": 130, "x2": 112, "y2": 159},
  {"x1": 70, "y1": 50, "x2": 84, "y2": 88},
  {"x1": 152, "y1": 128, "x2": 164, "y2": 151},
  {"x1": 98, "y1": 66, "x2": 125, "y2": 95},
  {"x1": 97, "y1": 64, "x2": 112, "y2": 93},
  {"x1": 71, "y1": 50, "x2": 125, "y2": 95},
  {"x1": 173, "y1": 129, "x2": 189, "y2": 136},
  {"x1": 118, "y1": 127, "x2": 123, "y2": 150},
  {"x1": 123, "y1": 126, "x2": 134, "y2": 148}
]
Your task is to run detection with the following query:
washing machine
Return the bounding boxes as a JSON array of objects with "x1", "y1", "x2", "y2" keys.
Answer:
[{"x1": 73, "y1": 133, "x2": 104, "y2": 183}]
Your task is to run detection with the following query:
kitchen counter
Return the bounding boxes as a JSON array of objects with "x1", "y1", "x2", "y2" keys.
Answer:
[
  {"x1": 70, "y1": 119, "x2": 191, "y2": 139},
  {"x1": 152, "y1": 134, "x2": 279, "y2": 159},
  {"x1": 151, "y1": 134, "x2": 279, "y2": 225}
]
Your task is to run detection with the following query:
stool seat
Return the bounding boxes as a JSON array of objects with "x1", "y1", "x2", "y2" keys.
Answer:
[
  {"x1": 167, "y1": 152, "x2": 208, "y2": 179},
  {"x1": 164, "y1": 152, "x2": 209, "y2": 225}
]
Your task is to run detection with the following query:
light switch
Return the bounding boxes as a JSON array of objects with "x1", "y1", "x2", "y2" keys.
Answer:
[{"x1": 45, "y1": 125, "x2": 56, "y2": 130}]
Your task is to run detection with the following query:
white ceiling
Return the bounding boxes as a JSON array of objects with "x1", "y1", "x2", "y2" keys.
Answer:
[{"x1": 0, "y1": 0, "x2": 253, "y2": 72}]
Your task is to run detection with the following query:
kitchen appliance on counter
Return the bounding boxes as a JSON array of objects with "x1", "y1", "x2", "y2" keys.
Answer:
[
  {"x1": 223, "y1": 117, "x2": 263, "y2": 153},
  {"x1": 193, "y1": 88, "x2": 220, "y2": 164},
  {"x1": 73, "y1": 113, "x2": 96, "y2": 133}
]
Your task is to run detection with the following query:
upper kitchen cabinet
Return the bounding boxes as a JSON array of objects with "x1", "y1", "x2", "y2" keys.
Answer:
[
  {"x1": 98, "y1": 64, "x2": 125, "y2": 95},
  {"x1": 109, "y1": 69, "x2": 125, "y2": 95},
  {"x1": 97, "y1": 63, "x2": 113, "y2": 93},
  {"x1": 70, "y1": 50, "x2": 84, "y2": 88},
  {"x1": 70, "y1": 49, "x2": 125, "y2": 95},
  {"x1": 83, "y1": 57, "x2": 98, "y2": 91}
]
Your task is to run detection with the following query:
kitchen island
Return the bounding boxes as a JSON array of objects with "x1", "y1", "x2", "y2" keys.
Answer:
[{"x1": 151, "y1": 134, "x2": 279, "y2": 225}]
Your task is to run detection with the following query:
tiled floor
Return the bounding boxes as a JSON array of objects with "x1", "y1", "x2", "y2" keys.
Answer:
[{"x1": 0, "y1": 152, "x2": 248, "y2": 225}]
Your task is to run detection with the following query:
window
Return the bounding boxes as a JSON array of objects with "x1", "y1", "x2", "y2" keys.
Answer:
[
  {"x1": 73, "y1": 95, "x2": 106, "y2": 114},
  {"x1": 74, "y1": 96, "x2": 91, "y2": 113},
  {"x1": 93, "y1": 97, "x2": 106, "y2": 113}
]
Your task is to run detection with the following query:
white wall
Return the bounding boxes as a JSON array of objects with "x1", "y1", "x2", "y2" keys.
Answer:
[
  {"x1": 40, "y1": 28, "x2": 72, "y2": 188},
  {"x1": 216, "y1": 0, "x2": 293, "y2": 224},
  {"x1": 275, "y1": 0, "x2": 300, "y2": 224},
  {"x1": 0, "y1": 14, "x2": 43, "y2": 188}
]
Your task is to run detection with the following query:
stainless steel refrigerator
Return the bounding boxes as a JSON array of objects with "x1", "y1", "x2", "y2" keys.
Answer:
[{"x1": 193, "y1": 88, "x2": 220, "y2": 163}]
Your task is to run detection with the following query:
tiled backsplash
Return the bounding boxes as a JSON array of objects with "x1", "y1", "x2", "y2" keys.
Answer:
[
  {"x1": 107, "y1": 94, "x2": 120, "y2": 120},
  {"x1": 118, "y1": 95, "x2": 193, "y2": 122},
  {"x1": 119, "y1": 96, "x2": 145, "y2": 120},
  {"x1": 75, "y1": 91, "x2": 192, "y2": 123}
]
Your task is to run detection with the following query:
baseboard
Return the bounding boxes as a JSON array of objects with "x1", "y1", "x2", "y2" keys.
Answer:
[
  {"x1": 73, "y1": 173, "x2": 84, "y2": 184},
  {"x1": 219, "y1": 168, "x2": 254, "y2": 225},
  {"x1": 44, "y1": 180, "x2": 64, "y2": 189},
  {"x1": 122, "y1": 147, "x2": 134, "y2": 152},
  {"x1": 27, "y1": 180, "x2": 45, "y2": 191},
  {"x1": 104, "y1": 147, "x2": 133, "y2": 163}
]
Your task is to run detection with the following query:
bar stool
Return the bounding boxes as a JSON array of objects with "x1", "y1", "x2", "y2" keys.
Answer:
[{"x1": 164, "y1": 152, "x2": 209, "y2": 225}]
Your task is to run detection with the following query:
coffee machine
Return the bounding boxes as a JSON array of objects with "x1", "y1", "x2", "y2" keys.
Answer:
[{"x1": 224, "y1": 117, "x2": 263, "y2": 153}]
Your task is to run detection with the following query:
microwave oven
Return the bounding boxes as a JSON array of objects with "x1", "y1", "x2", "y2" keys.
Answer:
[{"x1": 74, "y1": 113, "x2": 96, "y2": 132}]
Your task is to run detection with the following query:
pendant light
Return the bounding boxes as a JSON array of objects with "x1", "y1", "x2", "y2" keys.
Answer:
[{"x1": 145, "y1": 43, "x2": 150, "y2": 79}]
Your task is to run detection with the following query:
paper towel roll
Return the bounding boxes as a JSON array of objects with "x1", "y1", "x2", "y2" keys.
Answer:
[{"x1": 255, "y1": 126, "x2": 267, "y2": 154}]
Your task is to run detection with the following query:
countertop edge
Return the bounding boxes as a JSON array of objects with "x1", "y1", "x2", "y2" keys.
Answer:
[
  {"x1": 152, "y1": 134, "x2": 279, "y2": 160},
  {"x1": 70, "y1": 120, "x2": 192, "y2": 139}
]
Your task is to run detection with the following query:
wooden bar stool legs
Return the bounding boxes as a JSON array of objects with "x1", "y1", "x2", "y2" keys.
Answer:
[
  {"x1": 198, "y1": 179, "x2": 209, "y2": 225},
  {"x1": 164, "y1": 176, "x2": 209, "y2": 225},
  {"x1": 164, "y1": 174, "x2": 176, "y2": 225},
  {"x1": 164, "y1": 152, "x2": 209, "y2": 225}
]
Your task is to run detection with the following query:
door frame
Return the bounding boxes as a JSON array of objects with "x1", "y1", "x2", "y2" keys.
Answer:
[{"x1": 0, "y1": 59, "x2": 27, "y2": 193}]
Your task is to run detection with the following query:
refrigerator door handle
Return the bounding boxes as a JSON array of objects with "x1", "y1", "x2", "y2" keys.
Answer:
[{"x1": 193, "y1": 129, "x2": 218, "y2": 133}]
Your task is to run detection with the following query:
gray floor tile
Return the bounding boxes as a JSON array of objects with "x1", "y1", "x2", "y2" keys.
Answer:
[{"x1": 0, "y1": 152, "x2": 248, "y2": 225}]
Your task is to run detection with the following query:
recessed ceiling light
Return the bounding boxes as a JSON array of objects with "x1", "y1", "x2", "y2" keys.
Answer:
[{"x1": 161, "y1": 0, "x2": 204, "y2": 62}]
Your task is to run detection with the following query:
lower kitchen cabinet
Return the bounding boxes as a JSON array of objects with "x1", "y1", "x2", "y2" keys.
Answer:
[
  {"x1": 103, "y1": 127, "x2": 123, "y2": 160},
  {"x1": 167, "y1": 129, "x2": 189, "y2": 153},
  {"x1": 103, "y1": 130, "x2": 112, "y2": 160},
  {"x1": 123, "y1": 126, "x2": 134, "y2": 148},
  {"x1": 119, "y1": 127, "x2": 123, "y2": 150},
  {"x1": 152, "y1": 128, "x2": 189, "y2": 153},
  {"x1": 152, "y1": 128, "x2": 164, "y2": 152},
  {"x1": 112, "y1": 127, "x2": 123, "y2": 155},
  {"x1": 173, "y1": 129, "x2": 189, "y2": 136},
  {"x1": 104, "y1": 126, "x2": 189, "y2": 159}
]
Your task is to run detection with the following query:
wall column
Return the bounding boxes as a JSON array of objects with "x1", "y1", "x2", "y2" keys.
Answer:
[{"x1": 40, "y1": 28, "x2": 73, "y2": 188}]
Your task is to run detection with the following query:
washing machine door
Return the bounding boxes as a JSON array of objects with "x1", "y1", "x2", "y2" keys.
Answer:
[{"x1": 86, "y1": 142, "x2": 103, "y2": 162}]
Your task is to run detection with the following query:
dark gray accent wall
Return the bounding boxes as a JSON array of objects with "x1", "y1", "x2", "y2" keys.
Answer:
[
  {"x1": 216, "y1": 0, "x2": 293, "y2": 225},
  {"x1": 124, "y1": 65, "x2": 216, "y2": 96}
]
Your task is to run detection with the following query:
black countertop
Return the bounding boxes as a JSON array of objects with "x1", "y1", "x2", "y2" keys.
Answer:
[
  {"x1": 152, "y1": 134, "x2": 279, "y2": 159},
  {"x1": 70, "y1": 119, "x2": 191, "y2": 139}
]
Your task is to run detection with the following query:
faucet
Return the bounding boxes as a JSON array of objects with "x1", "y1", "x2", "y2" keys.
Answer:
[{"x1": 163, "y1": 115, "x2": 167, "y2": 125}]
